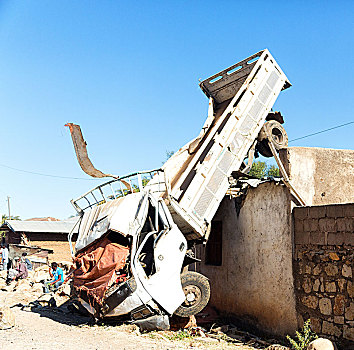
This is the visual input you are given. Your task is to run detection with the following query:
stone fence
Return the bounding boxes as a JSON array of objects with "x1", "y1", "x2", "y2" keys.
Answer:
[{"x1": 293, "y1": 203, "x2": 353, "y2": 348}]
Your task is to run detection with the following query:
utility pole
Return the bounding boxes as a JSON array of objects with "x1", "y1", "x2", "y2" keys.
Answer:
[{"x1": 7, "y1": 196, "x2": 10, "y2": 219}]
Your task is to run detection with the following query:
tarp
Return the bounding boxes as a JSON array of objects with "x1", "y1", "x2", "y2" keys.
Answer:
[{"x1": 72, "y1": 236, "x2": 129, "y2": 304}]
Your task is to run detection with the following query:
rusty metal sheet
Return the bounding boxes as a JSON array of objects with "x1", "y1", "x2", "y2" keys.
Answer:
[{"x1": 65, "y1": 123, "x2": 117, "y2": 178}]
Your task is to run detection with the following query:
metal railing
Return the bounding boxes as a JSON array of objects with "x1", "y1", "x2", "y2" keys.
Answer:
[{"x1": 71, "y1": 168, "x2": 164, "y2": 215}]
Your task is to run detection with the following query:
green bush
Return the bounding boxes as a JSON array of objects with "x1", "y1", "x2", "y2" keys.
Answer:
[{"x1": 287, "y1": 319, "x2": 318, "y2": 350}]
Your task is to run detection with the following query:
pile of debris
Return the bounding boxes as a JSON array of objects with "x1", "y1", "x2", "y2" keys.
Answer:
[
  {"x1": 0, "y1": 265, "x2": 71, "y2": 324},
  {"x1": 0, "y1": 266, "x2": 49, "y2": 306}
]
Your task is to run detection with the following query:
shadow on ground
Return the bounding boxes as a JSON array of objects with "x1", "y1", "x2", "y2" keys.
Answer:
[{"x1": 15, "y1": 300, "x2": 93, "y2": 326}]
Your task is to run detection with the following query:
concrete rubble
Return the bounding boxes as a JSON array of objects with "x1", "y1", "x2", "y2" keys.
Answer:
[{"x1": 0, "y1": 265, "x2": 71, "y2": 328}]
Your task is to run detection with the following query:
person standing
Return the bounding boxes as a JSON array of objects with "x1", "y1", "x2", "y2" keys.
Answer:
[
  {"x1": 1, "y1": 244, "x2": 9, "y2": 271},
  {"x1": 44, "y1": 262, "x2": 65, "y2": 293}
]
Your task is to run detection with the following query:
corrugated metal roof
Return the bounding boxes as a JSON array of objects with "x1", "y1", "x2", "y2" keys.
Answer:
[{"x1": 2, "y1": 219, "x2": 80, "y2": 234}]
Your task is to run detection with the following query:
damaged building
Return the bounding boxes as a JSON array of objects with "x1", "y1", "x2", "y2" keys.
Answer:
[
  {"x1": 1, "y1": 218, "x2": 78, "y2": 262},
  {"x1": 197, "y1": 146, "x2": 354, "y2": 348}
]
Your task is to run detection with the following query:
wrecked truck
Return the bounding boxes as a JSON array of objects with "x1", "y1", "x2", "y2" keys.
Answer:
[{"x1": 66, "y1": 49, "x2": 301, "y2": 329}]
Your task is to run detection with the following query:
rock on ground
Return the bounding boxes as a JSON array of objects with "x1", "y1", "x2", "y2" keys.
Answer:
[
  {"x1": 0, "y1": 306, "x2": 15, "y2": 329},
  {"x1": 307, "y1": 338, "x2": 337, "y2": 350}
]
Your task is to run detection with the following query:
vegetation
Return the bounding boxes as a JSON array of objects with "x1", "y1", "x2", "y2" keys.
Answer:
[
  {"x1": 1, "y1": 214, "x2": 20, "y2": 240},
  {"x1": 165, "y1": 330, "x2": 193, "y2": 341},
  {"x1": 249, "y1": 161, "x2": 280, "y2": 178},
  {"x1": 1, "y1": 214, "x2": 20, "y2": 224},
  {"x1": 163, "y1": 150, "x2": 175, "y2": 164},
  {"x1": 287, "y1": 319, "x2": 318, "y2": 350}
]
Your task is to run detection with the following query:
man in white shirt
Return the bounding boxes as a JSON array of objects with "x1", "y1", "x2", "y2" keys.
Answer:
[{"x1": 1, "y1": 244, "x2": 9, "y2": 271}]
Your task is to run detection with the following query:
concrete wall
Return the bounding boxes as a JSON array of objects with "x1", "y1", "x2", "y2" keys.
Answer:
[
  {"x1": 197, "y1": 182, "x2": 298, "y2": 336},
  {"x1": 293, "y1": 204, "x2": 354, "y2": 348},
  {"x1": 280, "y1": 147, "x2": 354, "y2": 206}
]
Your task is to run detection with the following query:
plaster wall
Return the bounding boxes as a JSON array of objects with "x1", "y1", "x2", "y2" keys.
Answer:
[
  {"x1": 280, "y1": 147, "x2": 354, "y2": 206},
  {"x1": 197, "y1": 182, "x2": 298, "y2": 336}
]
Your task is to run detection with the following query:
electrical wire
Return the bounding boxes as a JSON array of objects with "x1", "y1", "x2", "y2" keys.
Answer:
[
  {"x1": 289, "y1": 121, "x2": 354, "y2": 143},
  {"x1": 0, "y1": 120, "x2": 352, "y2": 180},
  {"x1": 0, "y1": 163, "x2": 101, "y2": 180}
]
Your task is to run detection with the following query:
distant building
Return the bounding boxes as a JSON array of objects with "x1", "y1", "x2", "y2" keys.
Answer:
[
  {"x1": 0, "y1": 218, "x2": 79, "y2": 262},
  {"x1": 26, "y1": 217, "x2": 61, "y2": 222}
]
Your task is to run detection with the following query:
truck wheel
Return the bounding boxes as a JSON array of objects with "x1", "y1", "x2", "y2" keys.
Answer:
[
  {"x1": 174, "y1": 271, "x2": 210, "y2": 317},
  {"x1": 257, "y1": 120, "x2": 288, "y2": 158}
]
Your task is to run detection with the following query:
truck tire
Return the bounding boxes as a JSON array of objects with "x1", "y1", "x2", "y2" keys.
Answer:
[
  {"x1": 174, "y1": 271, "x2": 210, "y2": 317},
  {"x1": 257, "y1": 120, "x2": 288, "y2": 158}
]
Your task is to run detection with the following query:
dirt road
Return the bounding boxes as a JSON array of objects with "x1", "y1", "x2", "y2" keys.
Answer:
[{"x1": 1, "y1": 306, "x2": 263, "y2": 350}]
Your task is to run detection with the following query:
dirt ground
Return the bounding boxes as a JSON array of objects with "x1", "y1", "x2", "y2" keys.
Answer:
[
  {"x1": 1, "y1": 305, "x2": 268, "y2": 350},
  {"x1": 0, "y1": 270, "x2": 284, "y2": 350}
]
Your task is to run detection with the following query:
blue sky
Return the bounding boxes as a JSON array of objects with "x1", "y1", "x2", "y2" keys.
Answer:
[{"x1": 0, "y1": 1, "x2": 353, "y2": 219}]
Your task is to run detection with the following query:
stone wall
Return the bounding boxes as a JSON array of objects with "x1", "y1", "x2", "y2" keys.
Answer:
[{"x1": 293, "y1": 203, "x2": 354, "y2": 347}]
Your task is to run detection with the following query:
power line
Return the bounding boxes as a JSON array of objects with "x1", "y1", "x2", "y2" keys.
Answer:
[
  {"x1": 0, "y1": 163, "x2": 101, "y2": 181},
  {"x1": 289, "y1": 121, "x2": 354, "y2": 143},
  {"x1": 0, "y1": 120, "x2": 352, "y2": 180}
]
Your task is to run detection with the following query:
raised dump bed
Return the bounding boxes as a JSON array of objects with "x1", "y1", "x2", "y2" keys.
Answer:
[{"x1": 163, "y1": 49, "x2": 291, "y2": 240}]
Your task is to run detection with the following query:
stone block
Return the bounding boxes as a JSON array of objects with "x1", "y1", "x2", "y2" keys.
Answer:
[
  {"x1": 310, "y1": 231, "x2": 326, "y2": 245},
  {"x1": 298, "y1": 261, "x2": 305, "y2": 274},
  {"x1": 309, "y1": 206, "x2": 326, "y2": 219},
  {"x1": 304, "y1": 219, "x2": 311, "y2": 232},
  {"x1": 324, "y1": 264, "x2": 338, "y2": 277},
  {"x1": 326, "y1": 205, "x2": 344, "y2": 219},
  {"x1": 295, "y1": 231, "x2": 310, "y2": 245},
  {"x1": 333, "y1": 295, "x2": 345, "y2": 315},
  {"x1": 309, "y1": 219, "x2": 319, "y2": 232},
  {"x1": 313, "y1": 279, "x2": 321, "y2": 292},
  {"x1": 336, "y1": 218, "x2": 350, "y2": 232},
  {"x1": 303, "y1": 277, "x2": 313, "y2": 293},
  {"x1": 325, "y1": 281, "x2": 336, "y2": 293},
  {"x1": 320, "y1": 277, "x2": 325, "y2": 292},
  {"x1": 337, "y1": 279, "x2": 346, "y2": 293},
  {"x1": 342, "y1": 264, "x2": 352, "y2": 278},
  {"x1": 305, "y1": 265, "x2": 312, "y2": 274},
  {"x1": 344, "y1": 232, "x2": 354, "y2": 245},
  {"x1": 319, "y1": 298, "x2": 332, "y2": 315},
  {"x1": 348, "y1": 281, "x2": 354, "y2": 298},
  {"x1": 313, "y1": 265, "x2": 321, "y2": 275},
  {"x1": 327, "y1": 232, "x2": 344, "y2": 245},
  {"x1": 322, "y1": 321, "x2": 341, "y2": 337},
  {"x1": 345, "y1": 302, "x2": 354, "y2": 321},
  {"x1": 294, "y1": 218, "x2": 304, "y2": 233},
  {"x1": 319, "y1": 218, "x2": 336, "y2": 232},
  {"x1": 343, "y1": 325, "x2": 354, "y2": 341},
  {"x1": 328, "y1": 252, "x2": 340, "y2": 261},
  {"x1": 342, "y1": 204, "x2": 354, "y2": 218},
  {"x1": 294, "y1": 206, "x2": 309, "y2": 220},
  {"x1": 302, "y1": 295, "x2": 318, "y2": 309},
  {"x1": 309, "y1": 317, "x2": 322, "y2": 334},
  {"x1": 334, "y1": 316, "x2": 344, "y2": 324}
]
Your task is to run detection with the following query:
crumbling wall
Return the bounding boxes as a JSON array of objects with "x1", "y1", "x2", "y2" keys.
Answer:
[
  {"x1": 32, "y1": 241, "x2": 73, "y2": 262},
  {"x1": 280, "y1": 147, "x2": 354, "y2": 206},
  {"x1": 293, "y1": 204, "x2": 354, "y2": 347},
  {"x1": 197, "y1": 182, "x2": 298, "y2": 336}
]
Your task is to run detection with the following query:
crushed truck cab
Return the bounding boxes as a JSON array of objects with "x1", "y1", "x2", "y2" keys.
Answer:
[{"x1": 67, "y1": 49, "x2": 293, "y2": 329}]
